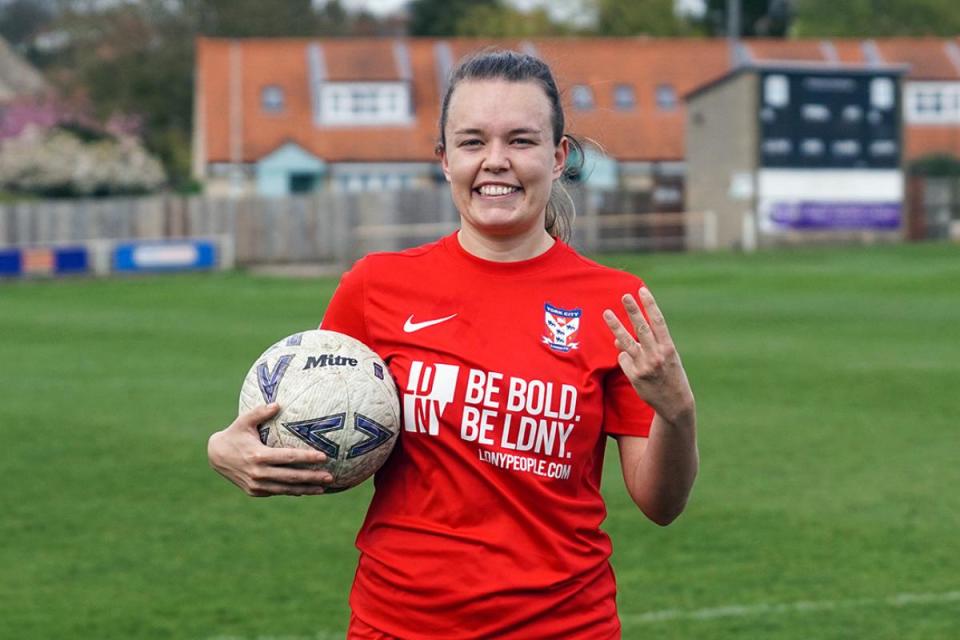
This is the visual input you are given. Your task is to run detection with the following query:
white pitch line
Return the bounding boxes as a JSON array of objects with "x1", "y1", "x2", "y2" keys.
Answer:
[{"x1": 622, "y1": 590, "x2": 960, "y2": 625}]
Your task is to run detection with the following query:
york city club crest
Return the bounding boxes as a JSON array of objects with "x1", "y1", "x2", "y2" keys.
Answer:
[{"x1": 542, "y1": 303, "x2": 581, "y2": 352}]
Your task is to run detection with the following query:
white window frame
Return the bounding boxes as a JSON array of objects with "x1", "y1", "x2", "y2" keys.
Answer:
[
  {"x1": 317, "y1": 82, "x2": 413, "y2": 126},
  {"x1": 905, "y1": 82, "x2": 960, "y2": 124}
]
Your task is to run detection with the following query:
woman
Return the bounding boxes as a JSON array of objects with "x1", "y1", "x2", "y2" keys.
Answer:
[{"x1": 208, "y1": 50, "x2": 698, "y2": 639}]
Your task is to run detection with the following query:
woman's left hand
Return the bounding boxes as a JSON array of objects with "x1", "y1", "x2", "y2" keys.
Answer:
[{"x1": 603, "y1": 287, "x2": 695, "y2": 427}]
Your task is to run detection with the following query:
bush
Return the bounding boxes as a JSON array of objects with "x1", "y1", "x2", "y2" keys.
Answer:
[{"x1": 0, "y1": 126, "x2": 167, "y2": 197}]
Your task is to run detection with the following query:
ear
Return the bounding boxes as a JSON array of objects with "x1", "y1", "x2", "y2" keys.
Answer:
[
  {"x1": 553, "y1": 136, "x2": 570, "y2": 180},
  {"x1": 439, "y1": 145, "x2": 452, "y2": 183}
]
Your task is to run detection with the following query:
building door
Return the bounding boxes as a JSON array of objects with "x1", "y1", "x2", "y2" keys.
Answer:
[{"x1": 289, "y1": 173, "x2": 317, "y2": 194}]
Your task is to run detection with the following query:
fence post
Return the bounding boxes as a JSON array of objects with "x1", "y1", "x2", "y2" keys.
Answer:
[
  {"x1": 89, "y1": 239, "x2": 111, "y2": 276},
  {"x1": 703, "y1": 210, "x2": 718, "y2": 251},
  {"x1": 218, "y1": 233, "x2": 236, "y2": 270},
  {"x1": 330, "y1": 191, "x2": 351, "y2": 268},
  {"x1": 741, "y1": 210, "x2": 757, "y2": 252}
]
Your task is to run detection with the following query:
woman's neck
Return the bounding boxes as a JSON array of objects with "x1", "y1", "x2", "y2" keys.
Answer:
[{"x1": 456, "y1": 225, "x2": 556, "y2": 262}]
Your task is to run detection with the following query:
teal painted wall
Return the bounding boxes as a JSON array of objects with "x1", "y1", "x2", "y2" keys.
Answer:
[
  {"x1": 255, "y1": 143, "x2": 326, "y2": 196},
  {"x1": 581, "y1": 147, "x2": 619, "y2": 190}
]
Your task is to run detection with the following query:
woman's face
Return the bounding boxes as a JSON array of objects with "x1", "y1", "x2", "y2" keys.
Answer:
[{"x1": 441, "y1": 79, "x2": 568, "y2": 241}]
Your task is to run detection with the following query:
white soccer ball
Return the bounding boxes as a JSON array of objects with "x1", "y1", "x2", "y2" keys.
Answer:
[{"x1": 238, "y1": 329, "x2": 400, "y2": 493}]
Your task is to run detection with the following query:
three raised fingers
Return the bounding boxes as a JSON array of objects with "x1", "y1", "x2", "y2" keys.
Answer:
[{"x1": 603, "y1": 287, "x2": 657, "y2": 348}]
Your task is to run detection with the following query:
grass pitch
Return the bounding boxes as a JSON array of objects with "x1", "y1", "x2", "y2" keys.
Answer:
[{"x1": 0, "y1": 242, "x2": 958, "y2": 639}]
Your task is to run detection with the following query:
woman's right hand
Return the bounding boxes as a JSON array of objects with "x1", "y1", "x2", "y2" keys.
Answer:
[{"x1": 207, "y1": 403, "x2": 332, "y2": 497}]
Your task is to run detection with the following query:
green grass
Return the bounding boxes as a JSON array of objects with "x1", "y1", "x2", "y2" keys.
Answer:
[{"x1": 1, "y1": 242, "x2": 958, "y2": 639}]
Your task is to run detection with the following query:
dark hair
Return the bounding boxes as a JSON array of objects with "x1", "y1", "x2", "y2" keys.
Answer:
[{"x1": 436, "y1": 49, "x2": 583, "y2": 242}]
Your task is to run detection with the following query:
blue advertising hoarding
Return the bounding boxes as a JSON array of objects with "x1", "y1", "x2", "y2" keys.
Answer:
[
  {"x1": 113, "y1": 240, "x2": 217, "y2": 273},
  {"x1": 0, "y1": 246, "x2": 89, "y2": 278},
  {"x1": 0, "y1": 249, "x2": 19, "y2": 276}
]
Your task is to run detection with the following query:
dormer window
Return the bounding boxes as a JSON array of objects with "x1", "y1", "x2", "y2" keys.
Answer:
[
  {"x1": 656, "y1": 84, "x2": 677, "y2": 111},
  {"x1": 316, "y1": 82, "x2": 412, "y2": 126},
  {"x1": 571, "y1": 85, "x2": 594, "y2": 111},
  {"x1": 261, "y1": 85, "x2": 285, "y2": 113},
  {"x1": 614, "y1": 84, "x2": 636, "y2": 110}
]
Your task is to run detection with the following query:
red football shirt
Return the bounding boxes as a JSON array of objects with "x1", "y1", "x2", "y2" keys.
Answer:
[{"x1": 321, "y1": 233, "x2": 654, "y2": 639}]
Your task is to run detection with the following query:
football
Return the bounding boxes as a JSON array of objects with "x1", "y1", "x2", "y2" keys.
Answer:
[{"x1": 238, "y1": 329, "x2": 400, "y2": 492}]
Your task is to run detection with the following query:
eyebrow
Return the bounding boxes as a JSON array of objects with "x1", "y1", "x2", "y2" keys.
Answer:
[{"x1": 452, "y1": 127, "x2": 543, "y2": 136}]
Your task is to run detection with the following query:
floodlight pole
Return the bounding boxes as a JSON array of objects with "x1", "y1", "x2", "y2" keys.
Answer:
[{"x1": 727, "y1": 0, "x2": 741, "y2": 41}]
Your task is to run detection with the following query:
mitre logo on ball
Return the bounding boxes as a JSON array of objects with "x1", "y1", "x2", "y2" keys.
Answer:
[{"x1": 238, "y1": 330, "x2": 400, "y2": 493}]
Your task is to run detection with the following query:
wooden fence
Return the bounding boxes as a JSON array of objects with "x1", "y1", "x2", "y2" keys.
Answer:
[{"x1": 0, "y1": 187, "x2": 716, "y2": 266}]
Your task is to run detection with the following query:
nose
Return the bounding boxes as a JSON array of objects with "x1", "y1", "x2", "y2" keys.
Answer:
[{"x1": 481, "y1": 140, "x2": 509, "y2": 172}]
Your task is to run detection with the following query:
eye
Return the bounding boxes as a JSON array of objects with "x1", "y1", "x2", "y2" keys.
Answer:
[
  {"x1": 511, "y1": 138, "x2": 535, "y2": 146},
  {"x1": 459, "y1": 139, "x2": 482, "y2": 148}
]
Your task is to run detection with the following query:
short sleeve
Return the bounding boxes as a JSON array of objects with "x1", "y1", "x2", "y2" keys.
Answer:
[
  {"x1": 602, "y1": 369, "x2": 654, "y2": 437},
  {"x1": 320, "y1": 259, "x2": 369, "y2": 344}
]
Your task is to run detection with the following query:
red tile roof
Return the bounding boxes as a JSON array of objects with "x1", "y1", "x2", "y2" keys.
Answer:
[
  {"x1": 830, "y1": 40, "x2": 870, "y2": 65},
  {"x1": 874, "y1": 37, "x2": 960, "y2": 80},
  {"x1": 535, "y1": 39, "x2": 730, "y2": 161},
  {"x1": 746, "y1": 39, "x2": 829, "y2": 63},
  {"x1": 195, "y1": 37, "x2": 960, "y2": 167},
  {"x1": 323, "y1": 38, "x2": 403, "y2": 80}
]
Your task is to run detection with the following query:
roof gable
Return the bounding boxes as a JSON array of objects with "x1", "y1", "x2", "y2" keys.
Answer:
[{"x1": 258, "y1": 141, "x2": 325, "y2": 170}]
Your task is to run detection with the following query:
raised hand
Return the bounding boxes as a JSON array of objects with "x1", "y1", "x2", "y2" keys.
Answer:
[
  {"x1": 207, "y1": 403, "x2": 333, "y2": 497},
  {"x1": 602, "y1": 287, "x2": 695, "y2": 427}
]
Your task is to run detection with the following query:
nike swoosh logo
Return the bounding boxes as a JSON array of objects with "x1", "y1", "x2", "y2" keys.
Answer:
[{"x1": 403, "y1": 313, "x2": 457, "y2": 333}]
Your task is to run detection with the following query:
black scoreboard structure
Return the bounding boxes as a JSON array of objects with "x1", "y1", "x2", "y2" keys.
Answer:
[
  {"x1": 759, "y1": 69, "x2": 901, "y2": 170},
  {"x1": 755, "y1": 66, "x2": 906, "y2": 233}
]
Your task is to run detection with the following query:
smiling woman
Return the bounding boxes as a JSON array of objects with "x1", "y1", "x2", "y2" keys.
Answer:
[
  {"x1": 208, "y1": 49, "x2": 699, "y2": 640},
  {"x1": 441, "y1": 79, "x2": 568, "y2": 258},
  {"x1": 436, "y1": 51, "x2": 582, "y2": 258}
]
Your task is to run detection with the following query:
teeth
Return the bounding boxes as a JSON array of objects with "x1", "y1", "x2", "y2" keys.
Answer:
[{"x1": 478, "y1": 185, "x2": 520, "y2": 196}]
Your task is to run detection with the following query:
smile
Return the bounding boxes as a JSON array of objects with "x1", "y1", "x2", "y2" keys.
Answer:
[{"x1": 475, "y1": 185, "x2": 522, "y2": 197}]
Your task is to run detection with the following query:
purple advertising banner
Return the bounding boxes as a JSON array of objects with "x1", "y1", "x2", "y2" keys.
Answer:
[{"x1": 770, "y1": 201, "x2": 901, "y2": 230}]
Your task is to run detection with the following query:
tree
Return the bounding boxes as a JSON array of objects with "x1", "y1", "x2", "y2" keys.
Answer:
[
  {"x1": 700, "y1": 0, "x2": 792, "y2": 37},
  {"x1": 46, "y1": 1, "x2": 195, "y2": 186},
  {"x1": 408, "y1": 0, "x2": 502, "y2": 36},
  {"x1": 0, "y1": 126, "x2": 165, "y2": 197},
  {"x1": 38, "y1": 0, "x2": 390, "y2": 188},
  {"x1": 791, "y1": 0, "x2": 960, "y2": 37},
  {"x1": 185, "y1": 0, "x2": 321, "y2": 37},
  {"x1": 456, "y1": 5, "x2": 571, "y2": 37},
  {"x1": 0, "y1": 0, "x2": 56, "y2": 49},
  {"x1": 591, "y1": 0, "x2": 695, "y2": 37}
]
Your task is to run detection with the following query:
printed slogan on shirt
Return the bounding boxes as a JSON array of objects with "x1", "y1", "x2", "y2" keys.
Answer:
[{"x1": 403, "y1": 361, "x2": 578, "y2": 480}]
